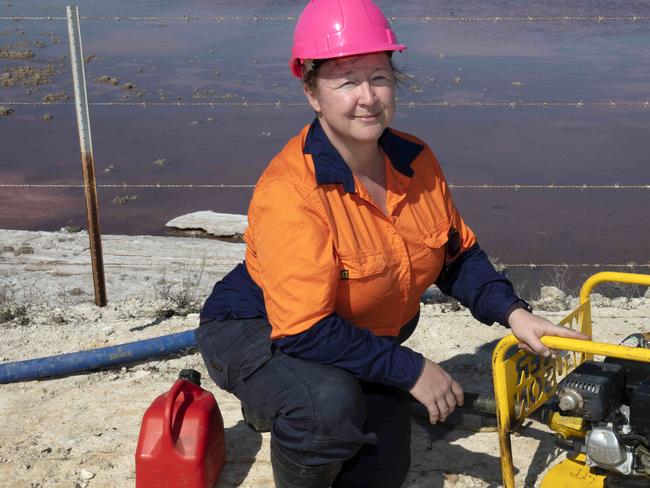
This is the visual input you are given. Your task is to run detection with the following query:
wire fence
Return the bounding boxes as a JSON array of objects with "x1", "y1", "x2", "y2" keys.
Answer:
[
  {"x1": 3, "y1": 12, "x2": 649, "y2": 113},
  {"x1": 1, "y1": 15, "x2": 650, "y2": 23},
  {"x1": 2, "y1": 100, "x2": 649, "y2": 110},
  {"x1": 0, "y1": 183, "x2": 257, "y2": 189},
  {"x1": 501, "y1": 263, "x2": 650, "y2": 268},
  {"x1": 1, "y1": 256, "x2": 646, "y2": 269},
  {"x1": 1, "y1": 183, "x2": 649, "y2": 190},
  {"x1": 16, "y1": 261, "x2": 645, "y2": 269}
]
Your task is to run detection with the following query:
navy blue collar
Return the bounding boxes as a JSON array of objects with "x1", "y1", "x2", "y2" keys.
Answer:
[{"x1": 303, "y1": 118, "x2": 424, "y2": 193}]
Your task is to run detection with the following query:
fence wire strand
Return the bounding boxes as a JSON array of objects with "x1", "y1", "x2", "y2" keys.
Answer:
[
  {"x1": 2, "y1": 100, "x2": 650, "y2": 109},
  {"x1": 504, "y1": 263, "x2": 650, "y2": 268},
  {"x1": 1, "y1": 15, "x2": 650, "y2": 23},
  {"x1": 0, "y1": 257, "x2": 645, "y2": 269},
  {"x1": 1, "y1": 183, "x2": 648, "y2": 190},
  {"x1": 0, "y1": 183, "x2": 256, "y2": 189}
]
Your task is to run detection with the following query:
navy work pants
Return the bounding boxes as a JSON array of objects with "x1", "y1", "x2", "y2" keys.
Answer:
[{"x1": 195, "y1": 315, "x2": 418, "y2": 488}]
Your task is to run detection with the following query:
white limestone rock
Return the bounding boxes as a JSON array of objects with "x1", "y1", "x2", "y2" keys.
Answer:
[
  {"x1": 630, "y1": 297, "x2": 645, "y2": 309},
  {"x1": 539, "y1": 286, "x2": 566, "y2": 302},
  {"x1": 166, "y1": 211, "x2": 247, "y2": 237},
  {"x1": 79, "y1": 469, "x2": 96, "y2": 481},
  {"x1": 0, "y1": 229, "x2": 245, "y2": 305},
  {"x1": 590, "y1": 293, "x2": 611, "y2": 308},
  {"x1": 535, "y1": 286, "x2": 568, "y2": 311}
]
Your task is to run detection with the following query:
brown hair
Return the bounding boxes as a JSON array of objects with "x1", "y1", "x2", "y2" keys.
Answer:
[
  {"x1": 302, "y1": 59, "x2": 327, "y2": 93},
  {"x1": 301, "y1": 52, "x2": 408, "y2": 93}
]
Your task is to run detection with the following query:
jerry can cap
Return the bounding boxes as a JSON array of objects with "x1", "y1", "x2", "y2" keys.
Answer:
[{"x1": 179, "y1": 369, "x2": 201, "y2": 386}]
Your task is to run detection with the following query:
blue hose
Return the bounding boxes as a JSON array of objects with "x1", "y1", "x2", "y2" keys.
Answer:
[{"x1": 0, "y1": 330, "x2": 198, "y2": 384}]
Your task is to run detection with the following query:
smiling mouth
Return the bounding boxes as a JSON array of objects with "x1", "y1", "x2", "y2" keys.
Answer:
[{"x1": 354, "y1": 113, "x2": 380, "y2": 119}]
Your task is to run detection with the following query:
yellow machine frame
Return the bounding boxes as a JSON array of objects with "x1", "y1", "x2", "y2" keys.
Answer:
[{"x1": 492, "y1": 272, "x2": 650, "y2": 488}]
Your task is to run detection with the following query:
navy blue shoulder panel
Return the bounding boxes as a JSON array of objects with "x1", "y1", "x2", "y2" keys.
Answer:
[
  {"x1": 378, "y1": 129, "x2": 424, "y2": 177},
  {"x1": 304, "y1": 119, "x2": 356, "y2": 192},
  {"x1": 304, "y1": 118, "x2": 425, "y2": 191}
]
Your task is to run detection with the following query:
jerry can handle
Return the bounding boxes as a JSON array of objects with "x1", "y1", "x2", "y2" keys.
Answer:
[{"x1": 162, "y1": 380, "x2": 188, "y2": 448}]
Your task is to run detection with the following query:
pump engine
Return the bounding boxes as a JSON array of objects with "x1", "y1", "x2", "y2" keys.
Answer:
[{"x1": 551, "y1": 333, "x2": 650, "y2": 479}]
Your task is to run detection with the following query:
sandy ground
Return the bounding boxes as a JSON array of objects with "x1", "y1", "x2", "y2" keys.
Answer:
[{"x1": 1, "y1": 229, "x2": 649, "y2": 488}]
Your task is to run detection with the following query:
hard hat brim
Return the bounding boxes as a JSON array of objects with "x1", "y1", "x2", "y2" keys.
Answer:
[{"x1": 290, "y1": 43, "x2": 406, "y2": 79}]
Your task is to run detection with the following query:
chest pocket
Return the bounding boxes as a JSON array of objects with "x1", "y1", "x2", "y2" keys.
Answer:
[
  {"x1": 339, "y1": 251, "x2": 386, "y2": 280},
  {"x1": 422, "y1": 223, "x2": 463, "y2": 269},
  {"x1": 421, "y1": 221, "x2": 451, "y2": 250}
]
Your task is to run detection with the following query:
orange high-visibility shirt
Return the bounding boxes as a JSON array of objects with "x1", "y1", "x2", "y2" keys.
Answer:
[{"x1": 244, "y1": 120, "x2": 476, "y2": 339}]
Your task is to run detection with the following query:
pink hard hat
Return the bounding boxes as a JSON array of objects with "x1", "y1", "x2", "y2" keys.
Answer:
[{"x1": 289, "y1": 0, "x2": 407, "y2": 79}]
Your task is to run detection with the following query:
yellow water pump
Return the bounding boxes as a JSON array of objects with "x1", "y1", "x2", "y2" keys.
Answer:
[{"x1": 492, "y1": 272, "x2": 650, "y2": 487}]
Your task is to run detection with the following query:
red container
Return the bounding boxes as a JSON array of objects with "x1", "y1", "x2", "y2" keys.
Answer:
[{"x1": 135, "y1": 372, "x2": 225, "y2": 488}]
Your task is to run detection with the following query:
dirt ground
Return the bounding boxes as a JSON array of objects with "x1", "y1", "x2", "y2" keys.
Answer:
[{"x1": 1, "y1": 230, "x2": 649, "y2": 487}]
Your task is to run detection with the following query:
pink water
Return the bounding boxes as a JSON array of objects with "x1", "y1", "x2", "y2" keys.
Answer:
[{"x1": 1, "y1": 0, "x2": 649, "y2": 291}]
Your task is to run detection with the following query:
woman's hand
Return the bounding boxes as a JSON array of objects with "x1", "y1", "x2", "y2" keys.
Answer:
[
  {"x1": 508, "y1": 308, "x2": 589, "y2": 356},
  {"x1": 409, "y1": 358, "x2": 464, "y2": 424}
]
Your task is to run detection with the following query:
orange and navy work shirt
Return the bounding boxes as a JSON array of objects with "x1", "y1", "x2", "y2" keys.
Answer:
[
  {"x1": 244, "y1": 120, "x2": 476, "y2": 339},
  {"x1": 201, "y1": 119, "x2": 522, "y2": 389}
]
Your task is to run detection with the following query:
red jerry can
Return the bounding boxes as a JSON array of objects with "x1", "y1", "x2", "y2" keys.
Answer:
[{"x1": 135, "y1": 369, "x2": 225, "y2": 488}]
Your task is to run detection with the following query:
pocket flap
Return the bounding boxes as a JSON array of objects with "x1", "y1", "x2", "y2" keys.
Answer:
[
  {"x1": 422, "y1": 221, "x2": 451, "y2": 249},
  {"x1": 339, "y1": 251, "x2": 386, "y2": 279}
]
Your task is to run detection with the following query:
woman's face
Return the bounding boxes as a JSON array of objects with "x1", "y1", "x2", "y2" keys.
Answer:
[{"x1": 304, "y1": 52, "x2": 396, "y2": 145}]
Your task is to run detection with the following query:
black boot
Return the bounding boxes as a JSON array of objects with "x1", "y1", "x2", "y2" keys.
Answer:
[{"x1": 271, "y1": 440, "x2": 343, "y2": 488}]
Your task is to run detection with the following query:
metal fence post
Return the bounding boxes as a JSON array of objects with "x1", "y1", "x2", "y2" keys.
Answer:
[{"x1": 66, "y1": 5, "x2": 107, "y2": 306}]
